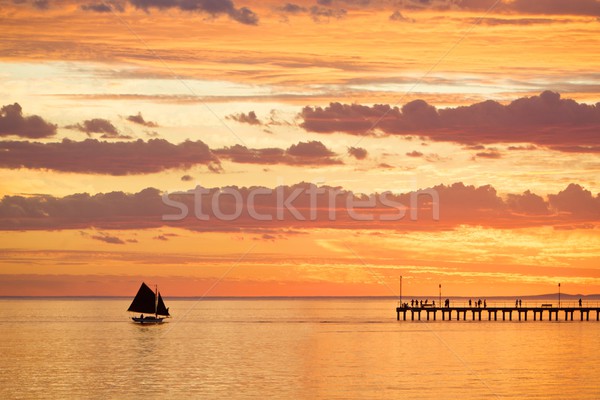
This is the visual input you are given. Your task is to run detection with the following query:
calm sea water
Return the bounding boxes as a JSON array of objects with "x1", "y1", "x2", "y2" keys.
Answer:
[{"x1": 1, "y1": 298, "x2": 599, "y2": 399}]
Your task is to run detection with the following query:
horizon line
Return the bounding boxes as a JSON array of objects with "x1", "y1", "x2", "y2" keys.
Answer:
[{"x1": 1, "y1": 293, "x2": 599, "y2": 299}]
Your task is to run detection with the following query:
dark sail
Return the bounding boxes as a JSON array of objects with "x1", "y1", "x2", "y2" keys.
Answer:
[
  {"x1": 156, "y1": 293, "x2": 170, "y2": 316},
  {"x1": 127, "y1": 282, "x2": 158, "y2": 314}
]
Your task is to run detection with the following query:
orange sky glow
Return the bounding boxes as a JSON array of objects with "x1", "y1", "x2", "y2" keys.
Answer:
[{"x1": 0, "y1": 0, "x2": 599, "y2": 297}]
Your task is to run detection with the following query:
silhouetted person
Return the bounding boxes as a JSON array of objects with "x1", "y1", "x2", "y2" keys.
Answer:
[
  {"x1": 579, "y1": 298, "x2": 582, "y2": 307},
  {"x1": 519, "y1": 299, "x2": 522, "y2": 307},
  {"x1": 433, "y1": 300, "x2": 436, "y2": 307},
  {"x1": 515, "y1": 299, "x2": 518, "y2": 308},
  {"x1": 420, "y1": 300, "x2": 423, "y2": 307},
  {"x1": 478, "y1": 299, "x2": 482, "y2": 308},
  {"x1": 411, "y1": 299, "x2": 414, "y2": 307},
  {"x1": 469, "y1": 299, "x2": 472, "y2": 307},
  {"x1": 484, "y1": 300, "x2": 487, "y2": 308}
]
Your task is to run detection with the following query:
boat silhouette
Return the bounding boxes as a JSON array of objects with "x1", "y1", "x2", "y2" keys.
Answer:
[{"x1": 127, "y1": 282, "x2": 170, "y2": 324}]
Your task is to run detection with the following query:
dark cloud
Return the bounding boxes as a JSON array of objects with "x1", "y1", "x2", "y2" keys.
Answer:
[
  {"x1": 0, "y1": 103, "x2": 57, "y2": 138},
  {"x1": 0, "y1": 138, "x2": 220, "y2": 175},
  {"x1": 91, "y1": 233, "x2": 126, "y2": 244},
  {"x1": 126, "y1": 112, "x2": 158, "y2": 127},
  {"x1": 226, "y1": 111, "x2": 261, "y2": 125},
  {"x1": 287, "y1": 140, "x2": 335, "y2": 157},
  {"x1": 215, "y1": 141, "x2": 341, "y2": 166},
  {"x1": 309, "y1": 6, "x2": 347, "y2": 21},
  {"x1": 475, "y1": 17, "x2": 575, "y2": 25},
  {"x1": 299, "y1": 92, "x2": 600, "y2": 152},
  {"x1": 348, "y1": 146, "x2": 368, "y2": 160},
  {"x1": 507, "y1": 145, "x2": 537, "y2": 151},
  {"x1": 128, "y1": 0, "x2": 259, "y2": 25},
  {"x1": 33, "y1": 0, "x2": 48, "y2": 9},
  {"x1": 0, "y1": 138, "x2": 341, "y2": 174},
  {"x1": 67, "y1": 118, "x2": 131, "y2": 139},
  {"x1": 278, "y1": 3, "x2": 307, "y2": 13},
  {"x1": 401, "y1": 0, "x2": 600, "y2": 17},
  {"x1": 389, "y1": 10, "x2": 413, "y2": 21},
  {"x1": 81, "y1": 1, "x2": 125, "y2": 12},
  {"x1": 0, "y1": 183, "x2": 596, "y2": 232},
  {"x1": 181, "y1": 174, "x2": 194, "y2": 181},
  {"x1": 548, "y1": 184, "x2": 600, "y2": 218},
  {"x1": 474, "y1": 149, "x2": 502, "y2": 159},
  {"x1": 506, "y1": 191, "x2": 550, "y2": 215},
  {"x1": 81, "y1": 3, "x2": 112, "y2": 12},
  {"x1": 508, "y1": 0, "x2": 600, "y2": 17}
]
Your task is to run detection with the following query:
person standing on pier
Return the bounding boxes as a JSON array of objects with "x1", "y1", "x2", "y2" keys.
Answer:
[
  {"x1": 484, "y1": 300, "x2": 487, "y2": 308},
  {"x1": 516, "y1": 299, "x2": 519, "y2": 308},
  {"x1": 519, "y1": 299, "x2": 522, "y2": 307},
  {"x1": 579, "y1": 298, "x2": 582, "y2": 307},
  {"x1": 469, "y1": 299, "x2": 472, "y2": 307}
]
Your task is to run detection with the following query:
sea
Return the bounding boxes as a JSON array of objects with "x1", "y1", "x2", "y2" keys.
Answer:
[{"x1": 1, "y1": 297, "x2": 599, "y2": 399}]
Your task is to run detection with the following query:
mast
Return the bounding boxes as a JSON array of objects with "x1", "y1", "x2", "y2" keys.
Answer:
[{"x1": 155, "y1": 284, "x2": 159, "y2": 318}]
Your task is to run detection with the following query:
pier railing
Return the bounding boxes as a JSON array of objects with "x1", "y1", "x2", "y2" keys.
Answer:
[{"x1": 395, "y1": 301, "x2": 600, "y2": 322}]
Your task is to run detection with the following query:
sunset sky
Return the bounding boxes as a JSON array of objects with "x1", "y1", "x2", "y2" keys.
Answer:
[{"x1": 0, "y1": 0, "x2": 599, "y2": 297}]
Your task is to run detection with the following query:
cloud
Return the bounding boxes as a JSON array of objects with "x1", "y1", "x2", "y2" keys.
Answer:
[
  {"x1": 91, "y1": 233, "x2": 126, "y2": 244},
  {"x1": 506, "y1": 191, "x2": 550, "y2": 215},
  {"x1": 128, "y1": 0, "x2": 259, "y2": 25},
  {"x1": 474, "y1": 149, "x2": 502, "y2": 159},
  {"x1": 214, "y1": 141, "x2": 341, "y2": 166},
  {"x1": 126, "y1": 112, "x2": 158, "y2": 127},
  {"x1": 299, "y1": 92, "x2": 600, "y2": 152},
  {"x1": 181, "y1": 174, "x2": 194, "y2": 181},
  {"x1": 548, "y1": 184, "x2": 600, "y2": 218},
  {"x1": 348, "y1": 146, "x2": 368, "y2": 160},
  {"x1": 309, "y1": 6, "x2": 347, "y2": 21},
  {"x1": 0, "y1": 138, "x2": 341, "y2": 173},
  {"x1": 32, "y1": 0, "x2": 49, "y2": 10},
  {"x1": 0, "y1": 103, "x2": 57, "y2": 138},
  {"x1": 507, "y1": 145, "x2": 537, "y2": 151},
  {"x1": 508, "y1": 0, "x2": 600, "y2": 17},
  {"x1": 0, "y1": 183, "x2": 597, "y2": 232},
  {"x1": 81, "y1": 3, "x2": 113, "y2": 12},
  {"x1": 402, "y1": 0, "x2": 600, "y2": 17},
  {"x1": 278, "y1": 3, "x2": 307, "y2": 14},
  {"x1": 226, "y1": 111, "x2": 262, "y2": 125},
  {"x1": 474, "y1": 17, "x2": 575, "y2": 26},
  {"x1": 389, "y1": 10, "x2": 413, "y2": 21},
  {"x1": 406, "y1": 150, "x2": 423, "y2": 157},
  {"x1": 378, "y1": 162, "x2": 394, "y2": 169},
  {"x1": 0, "y1": 138, "x2": 220, "y2": 175},
  {"x1": 67, "y1": 118, "x2": 132, "y2": 139}
]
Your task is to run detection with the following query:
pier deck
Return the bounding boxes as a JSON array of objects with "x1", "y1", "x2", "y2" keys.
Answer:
[{"x1": 396, "y1": 306, "x2": 600, "y2": 321}]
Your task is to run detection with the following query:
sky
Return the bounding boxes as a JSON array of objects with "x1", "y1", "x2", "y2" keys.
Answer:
[{"x1": 0, "y1": 0, "x2": 599, "y2": 297}]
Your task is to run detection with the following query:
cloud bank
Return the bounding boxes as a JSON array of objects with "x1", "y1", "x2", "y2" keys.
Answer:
[
  {"x1": 0, "y1": 183, "x2": 597, "y2": 231},
  {"x1": 0, "y1": 139, "x2": 340, "y2": 174},
  {"x1": 299, "y1": 92, "x2": 600, "y2": 152}
]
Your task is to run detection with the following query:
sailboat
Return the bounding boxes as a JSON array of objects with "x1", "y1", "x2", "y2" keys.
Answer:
[{"x1": 127, "y1": 282, "x2": 171, "y2": 324}]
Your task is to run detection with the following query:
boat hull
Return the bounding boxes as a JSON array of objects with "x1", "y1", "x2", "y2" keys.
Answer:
[{"x1": 132, "y1": 316, "x2": 164, "y2": 324}]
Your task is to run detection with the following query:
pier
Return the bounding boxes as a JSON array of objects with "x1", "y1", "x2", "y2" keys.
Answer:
[{"x1": 396, "y1": 305, "x2": 600, "y2": 321}]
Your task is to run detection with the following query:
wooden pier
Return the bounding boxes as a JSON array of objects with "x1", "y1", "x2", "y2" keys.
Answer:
[{"x1": 396, "y1": 306, "x2": 600, "y2": 321}]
